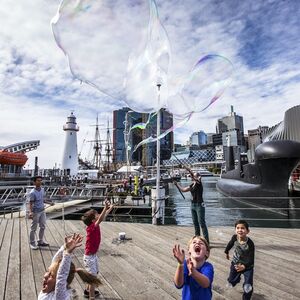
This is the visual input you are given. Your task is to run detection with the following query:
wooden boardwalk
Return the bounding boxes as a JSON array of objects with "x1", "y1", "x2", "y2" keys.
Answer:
[{"x1": 0, "y1": 218, "x2": 299, "y2": 300}]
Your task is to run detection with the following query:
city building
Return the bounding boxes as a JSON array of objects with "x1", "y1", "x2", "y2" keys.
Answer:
[
  {"x1": 206, "y1": 133, "x2": 214, "y2": 145},
  {"x1": 112, "y1": 107, "x2": 173, "y2": 166},
  {"x1": 216, "y1": 106, "x2": 246, "y2": 163},
  {"x1": 247, "y1": 126, "x2": 269, "y2": 162},
  {"x1": 217, "y1": 105, "x2": 244, "y2": 136},
  {"x1": 189, "y1": 130, "x2": 207, "y2": 146}
]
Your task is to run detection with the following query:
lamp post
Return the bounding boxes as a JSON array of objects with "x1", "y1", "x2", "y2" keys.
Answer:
[{"x1": 152, "y1": 78, "x2": 165, "y2": 225}]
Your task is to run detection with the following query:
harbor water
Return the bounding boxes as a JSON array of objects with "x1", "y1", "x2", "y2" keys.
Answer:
[{"x1": 169, "y1": 177, "x2": 300, "y2": 228}]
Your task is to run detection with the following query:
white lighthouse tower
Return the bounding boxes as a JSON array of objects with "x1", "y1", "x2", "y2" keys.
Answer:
[{"x1": 62, "y1": 112, "x2": 79, "y2": 176}]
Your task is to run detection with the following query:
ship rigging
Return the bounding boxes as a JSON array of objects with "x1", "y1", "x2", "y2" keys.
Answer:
[{"x1": 78, "y1": 116, "x2": 115, "y2": 173}]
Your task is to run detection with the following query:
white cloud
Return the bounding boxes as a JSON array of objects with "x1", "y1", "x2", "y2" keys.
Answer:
[{"x1": 0, "y1": 0, "x2": 299, "y2": 169}]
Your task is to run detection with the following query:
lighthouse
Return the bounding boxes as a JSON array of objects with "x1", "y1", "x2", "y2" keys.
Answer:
[{"x1": 62, "y1": 112, "x2": 79, "y2": 176}]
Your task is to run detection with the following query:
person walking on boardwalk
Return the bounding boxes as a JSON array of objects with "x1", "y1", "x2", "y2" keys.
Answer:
[
  {"x1": 224, "y1": 220, "x2": 255, "y2": 300},
  {"x1": 38, "y1": 233, "x2": 101, "y2": 300},
  {"x1": 174, "y1": 171, "x2": 209, "y2": 244},
  {"x1": 173, "y1": 236, "x2": 214, "y2": 300},
  {"x1": 81, "y1": 200, "x2": 114, "y2": 299},
  {"x1": 28, "y1": 176, "x2": 54, "y2": 250}
]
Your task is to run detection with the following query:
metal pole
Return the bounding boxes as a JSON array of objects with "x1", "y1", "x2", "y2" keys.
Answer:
[
  {"x1": 125, "y1": 112, "x2": 129, "y2": 177},
  {"x1": 154, "y1": 83, "x2": 161, "y2": 225},
  {"x1": 62, "y1": 203, "x2": 66, "y2": 234}
]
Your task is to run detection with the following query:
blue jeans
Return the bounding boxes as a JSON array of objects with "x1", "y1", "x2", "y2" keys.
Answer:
[
  {"x1": 228, "y1": 263, "x2": 254, "y2": 300},
  {"x1": 191, "y1": 202, "x2": 209, "y2": 243}
]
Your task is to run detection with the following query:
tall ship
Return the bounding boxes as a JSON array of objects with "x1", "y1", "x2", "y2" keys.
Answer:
[{"x1": 78, "y1": 116, "x2": 116, "y2": 177}]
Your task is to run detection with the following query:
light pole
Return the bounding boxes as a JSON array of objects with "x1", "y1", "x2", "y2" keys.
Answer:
[{"x1": 153, "y1": 78, "x2": 164, "y2": 225}]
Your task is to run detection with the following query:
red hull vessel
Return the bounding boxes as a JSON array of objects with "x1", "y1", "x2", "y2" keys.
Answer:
[{"x1": 0, "y1": 150, "x2": 28, "y2": 166}]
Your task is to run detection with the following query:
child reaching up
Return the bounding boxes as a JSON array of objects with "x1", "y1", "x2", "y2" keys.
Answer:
[
  {"x1": 82, "y1": 200, "x2": 114, "y2": 299},
  {"x1": 225, "y1": 219, "x2": 255, "y2": 300},
  {"x1": 38, "y1": 233, "x2": 101, "y2": 300},
  {"x1": 173, "y1": 236, "x2": 214, "y2": 300}
]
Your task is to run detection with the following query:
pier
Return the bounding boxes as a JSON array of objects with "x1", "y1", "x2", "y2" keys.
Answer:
[{"x1": 0, "y1": 218, "x2": 299, "y2": 299}]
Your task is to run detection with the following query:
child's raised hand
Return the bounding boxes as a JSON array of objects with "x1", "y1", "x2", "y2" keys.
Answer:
[
  {"x1": 64, "y1": 233, "x2": 83, "y2": 254},
  {"x1": 173, "y1": 244, "x2": 185, "y2": 264},
  {"x1": 187, "y1": 258, "x2": 195, "y2": 276},
  {"x1": 104, "y1": 199, "x2": 111, "y2": 209}
]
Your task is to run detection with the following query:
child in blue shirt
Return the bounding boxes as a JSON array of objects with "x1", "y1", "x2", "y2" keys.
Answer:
[{"x1": 173, "y1": 236, "x2": 214, "y2": 300}]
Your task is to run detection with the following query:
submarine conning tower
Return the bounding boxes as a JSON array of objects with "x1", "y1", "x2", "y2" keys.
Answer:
[{"x1": 219, "y1": 140, "x2": 300, "y2": 197}]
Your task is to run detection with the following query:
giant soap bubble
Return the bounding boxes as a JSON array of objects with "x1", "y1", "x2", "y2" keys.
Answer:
[
  {"x1": 52, "y1": 0, "x2": 234, "y2": 152},
  {"x1": 167, "y1": 55, "x2": 234, "y2": 118},
  {"x1": 51, "y1": 0, "x2": 170, "y2": 112}
]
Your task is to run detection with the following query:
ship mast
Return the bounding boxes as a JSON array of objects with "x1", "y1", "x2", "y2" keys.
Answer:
[
  {"x1": 92, "y1": 114, "x2": 102, "y2": 170},
  {"x1": 104, "y1": 119, "x2": 113, "y2": 172}
]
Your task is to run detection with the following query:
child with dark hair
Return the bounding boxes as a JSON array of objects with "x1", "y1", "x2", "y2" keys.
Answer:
[
  {"x1": 38, "y1": 233, "x2": 101, "y2": 300},
  {"x1": 173, "y1": 236, "x2": 214, "y2": 300},
  {"x1": 225, "y1": 220, "x2": 255, "y2": 300},
  {"x1": 81, "y1": 201, "x2": 113, "y2": 299}
]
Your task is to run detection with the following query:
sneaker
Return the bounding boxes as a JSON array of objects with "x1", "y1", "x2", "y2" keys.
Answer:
[
  {"x1": 30, "y1": 244, "x2": 39, "y2": 250},
  {"x1": 244, "y1": 284, "x2": 252, "y2": 293},
  {"x1": 38, "y1": 242, "x2": 49, "y2": 247},
  {"x1": 71, "y1": 288, "x2": 78, "y2": 299},
  {"x1": 83, "y1": 289, "x2": 100, "y2": 298},
  {"x1": 83, "y1": 290, "x2": 89, "y2": 298}
]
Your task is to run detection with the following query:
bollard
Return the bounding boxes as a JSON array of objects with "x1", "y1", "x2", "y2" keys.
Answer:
[{"x1": 151, "y1": 186, "x2": 165, "y2": 225}]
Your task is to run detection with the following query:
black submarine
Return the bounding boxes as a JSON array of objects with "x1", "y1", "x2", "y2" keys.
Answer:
[{"x1": 216, "y1": 140, "x2": 300, "y2": 203}]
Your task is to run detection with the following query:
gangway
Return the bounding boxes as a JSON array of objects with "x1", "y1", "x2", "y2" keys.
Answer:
[{"x1": 0, "y1": 185, "x2": 107, "y2": 207}]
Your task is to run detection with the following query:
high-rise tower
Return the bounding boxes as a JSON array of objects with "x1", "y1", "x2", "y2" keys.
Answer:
[{"x1": 62, "y1": 112, "x2": 79, "y2": 175}]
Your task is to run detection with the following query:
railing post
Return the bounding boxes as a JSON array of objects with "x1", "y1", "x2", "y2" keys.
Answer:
[{"x1": 62, "y1": 203, "x2": 65, "y2": 234}]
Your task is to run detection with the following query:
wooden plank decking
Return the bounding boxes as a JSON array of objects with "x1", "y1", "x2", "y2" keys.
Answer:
[{"x1": 0, "y1": 218, "x2": 299, "y2": 300}]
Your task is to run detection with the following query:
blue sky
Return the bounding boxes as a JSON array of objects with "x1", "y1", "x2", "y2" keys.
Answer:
[{"x1": 0, "y1": 0, "x2": 299, "y2": 168}]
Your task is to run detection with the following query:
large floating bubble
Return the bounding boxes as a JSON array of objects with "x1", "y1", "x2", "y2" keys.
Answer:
[
  {"x1": 167, "y1": 55, "x2": 234, "y2": 118},
  {"x1": 52, "y1": 0, "x2": 234, "y2": 151},
  {"x1": 51, "y1": 0, "x2": 170, "y2": 112}
]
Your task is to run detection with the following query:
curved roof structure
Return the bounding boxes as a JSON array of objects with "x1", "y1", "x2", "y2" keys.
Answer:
[
  {"x1": 264, "y1": 105, "x2": 300, "y2": 142},
  {"x1": 1, "y1": 140, "x2": 40, "y2": 153}
]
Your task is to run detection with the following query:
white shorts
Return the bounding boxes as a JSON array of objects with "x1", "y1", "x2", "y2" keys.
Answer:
[{"x1": 83, "y1": 254, "x2": 99, "y2": 275}]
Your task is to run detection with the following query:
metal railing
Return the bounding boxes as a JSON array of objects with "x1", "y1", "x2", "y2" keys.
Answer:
[
  {"x1": 1, "y1": 196, "x2": 299, "y2": 229},
  {"x1": 0, "y1": 185, "x2": 108, "y2": 206}
]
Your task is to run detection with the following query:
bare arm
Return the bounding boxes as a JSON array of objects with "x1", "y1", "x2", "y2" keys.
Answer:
[
  {"x1": 95, "y1": 200, "x2": 112, "y2": 225},
  {"x1": 173, "y1": 244, "x2": 185, "y2": 288},
  {"x1": 174, "y1": 182, "x2": 191, "y2": 193},
  {"x1": 174, "y1": 264, "x2": 184, "y2": 288},
  {"x1": 187, "y1": 259, "x2": 211, "y2": 288},
  {"x1": 190, "y1": 269, "x2": 211, "y2": 288},
  {"x1": 55, "y1": 234, "x2": 83, "y2": 300},
  {"x1": 28, "y1": 202, "x2": 33, "y2": 219}
]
